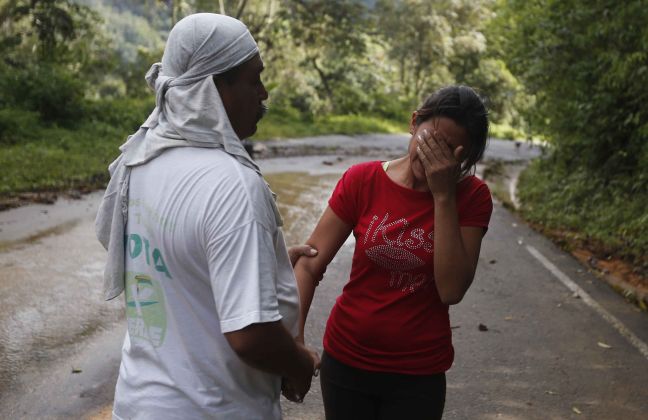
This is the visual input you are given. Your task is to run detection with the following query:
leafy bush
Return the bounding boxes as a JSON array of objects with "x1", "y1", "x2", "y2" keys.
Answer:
[
  {"x1": 0, "y1": 64, "x2": 86, "y2": 125},
  {"x1": 518, "y1": 159, "x2": 648, "y2": 268},
  {"x1": 0, "y1": 121, "x2": 124, "y2": 194},
  {"x1": 490, "y1": 123, "x2": 525, "y2": 141},
  {"x1": 496, "y1": 0, "x2": 648, "y2": 179},
  {"x1": 85, "y1": 96, "x2": 155, "y2": 133},
  {"x1": 253, "y1": 109, "x2": 403, "y2": 141},
  {"x1": 0, "y1": 109, "x2": 40, "y2": 145}
]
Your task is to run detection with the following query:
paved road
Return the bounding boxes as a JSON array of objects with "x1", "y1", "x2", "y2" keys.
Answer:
[{"x1": 1, "y1": 136, "x2": 646, "y2": 419}]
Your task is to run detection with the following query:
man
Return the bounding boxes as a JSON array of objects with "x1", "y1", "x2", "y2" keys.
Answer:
[{"x1": 95, "y1": 13, "x2": 318, "y2": 419}]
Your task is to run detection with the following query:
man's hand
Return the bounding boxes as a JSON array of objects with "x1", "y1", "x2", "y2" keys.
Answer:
[
  {"x1": 288, "y1": 244, "x2": 318, "y2": 267},
  {"x1": 281, "y1": 343, "x2": 321, "y2": 403}
]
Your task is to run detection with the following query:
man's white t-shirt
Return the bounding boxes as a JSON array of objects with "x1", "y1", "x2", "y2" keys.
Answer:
[{"x1": 112, "y1": 147, "x2": 299, "y2": 420}]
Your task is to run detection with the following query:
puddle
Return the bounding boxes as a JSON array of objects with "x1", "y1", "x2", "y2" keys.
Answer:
[{"x1": 265, "y1": 171, "x2": 341, "y2": 248}]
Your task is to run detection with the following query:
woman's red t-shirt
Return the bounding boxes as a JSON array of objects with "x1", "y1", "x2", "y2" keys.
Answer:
[{"x1": 324, "y1": 161, "x2": 493, "y2": 375}]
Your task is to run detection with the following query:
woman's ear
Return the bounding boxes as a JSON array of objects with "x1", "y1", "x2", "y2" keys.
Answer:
[{"x1": 409, "y1": 112, "x2": 417, "y2": 134}]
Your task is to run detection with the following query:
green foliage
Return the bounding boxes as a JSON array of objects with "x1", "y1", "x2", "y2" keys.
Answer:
[
  {"x1": 489, "y1": 122, "x2": 524, "y2": 141},
  {"x1": 0, "y1": 0, "x2": 536, "y2": 196},
  {"x1": 1, "y1": 0, "x2": 107, "y2": 65},
  {"x1": 497, "y1": 0, "x2": 648, "y2": 267},
  {"x1": 518, "y1": 159, "x2": 648, "y2": 267},
  {"x1": 85, "y1": 97, "x2": 156, "y2": 132},
  {"x1": 0, "y1": 109, "x2": 40, "y2": 146},
  {"x1": 0, "y1": 105, "x2": 403, "y2": 195},
  {"x1": 253, "y1": 108, "x2": 404, "y2": 140},
  {"x1": 0, "y1": 63, "x2": 87, "y2": 124},
  {"x1": 495, "y1": 0, "x2": 648, "y2": 178},
  {"x1": 0, "y1": 97, "x2": 155, "y2": 194},
  {"x1": 78, "y1": 0, "x2": 167, "y2": 62},
  {"x1": 277, "y1": 0, "x2": 372, "y2": 114}
]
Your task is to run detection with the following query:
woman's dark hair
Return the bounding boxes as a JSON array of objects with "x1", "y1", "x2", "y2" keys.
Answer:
[{"x1": 415, "y1": 85, "x2": 489, "y2": 177}]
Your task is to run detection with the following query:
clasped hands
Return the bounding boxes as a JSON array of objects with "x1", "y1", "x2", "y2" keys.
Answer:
[
  {"x1": 282, "y1": 244, "x2": 321, "y2": 403},
  {"x1": 415, "y1": 128, "x2": 464, "y2": 198},
  {"x1": 281, "y1": 340, "x2": 320, "y2": 403}
]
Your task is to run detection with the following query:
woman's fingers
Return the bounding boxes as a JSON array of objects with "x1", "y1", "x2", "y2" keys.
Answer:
[
  {"x1": 417, "y1": 130, "x2": 441, "y2": 164},
  {"x1": 416, "y1": 128, "x2": 461, "y2": 171},
  {"x1": 431, "y1": 131, "x2": 455, "y2": 161},
  {"x1": 453, "y1": 145, "x2": 464, "y2": 162},
  {"x1": 416, "y1": 136, "x2": 436, "y2": 170}
]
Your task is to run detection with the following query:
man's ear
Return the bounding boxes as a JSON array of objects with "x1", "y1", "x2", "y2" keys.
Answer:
[{"x1": 409, "y1": 112, "x2": 417, "y2": 134}]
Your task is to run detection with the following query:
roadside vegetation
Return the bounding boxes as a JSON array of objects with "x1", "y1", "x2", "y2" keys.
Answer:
[
  {"x1": 0, "y1": 0, "x2": 530, "y2": 196},
  {"x1": 0, "y1": 1, "x2": 645, "y2": 285},
  {"x1": 492, "y1": 0, "x2": 647, "y2": 282},
  {"x1": 0, "y1": 100, "x2": 403, "y2": 194}
]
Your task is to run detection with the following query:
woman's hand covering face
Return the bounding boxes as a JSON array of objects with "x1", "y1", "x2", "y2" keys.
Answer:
[{"x1": 415, "y1": 128, "x2": 464, "y2": 199}]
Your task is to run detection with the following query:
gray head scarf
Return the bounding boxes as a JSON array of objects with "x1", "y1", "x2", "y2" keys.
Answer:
[{"x1": 95, "y1": 13, "x2": 282, "y2": 301}]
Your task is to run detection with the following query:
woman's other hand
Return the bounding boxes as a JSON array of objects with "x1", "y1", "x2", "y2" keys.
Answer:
[
  {"x1": 415, "y1": 128, "x2": 464, "y2": 200},
  {"x1": 281, "y1": 343, "x2": 321, "y2": 402}
]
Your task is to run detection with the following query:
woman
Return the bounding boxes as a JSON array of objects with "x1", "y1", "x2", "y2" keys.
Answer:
[{"x1": 294, "y1": 85, "x2": 492, "y2": 419}]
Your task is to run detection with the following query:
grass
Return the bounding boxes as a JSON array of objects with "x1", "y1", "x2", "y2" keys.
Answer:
[
  {"x1": 488, "y1": 122, "x2": 547, "y2": 144},
  {"x1": 253, "y1": 110, "x2": 404, "y2": 140},
  {"x1": 0, "y1": 103, "x2": 405, "y2": 196},
  {"x1": 489, "y1": 122, "x2": 524, "y2": 140},
  {"x1": 0, "y1": 122, "x2": 120, "y2": 194}
]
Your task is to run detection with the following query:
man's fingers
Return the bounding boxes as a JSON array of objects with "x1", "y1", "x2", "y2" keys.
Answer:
[
  {"x1": 288, "y1": 244, "x2": 318, "y2": 267},
  {"x1": 281, "y1": 380, "x2": 303, "y2": 403},
  {"x1": 292, "y1": 244, "x2": 318, "y2": 257}
]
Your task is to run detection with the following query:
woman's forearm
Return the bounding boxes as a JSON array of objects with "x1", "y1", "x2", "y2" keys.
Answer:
[
  {"x1": 292, "y1": 207, "x2": 353, "y2": 342},
  {"x1": 433, "y1": 195, "x2": 475, "y2": 305},
  {"x1": 294, "y1": 259, "x2": 323, "y2": 342}
]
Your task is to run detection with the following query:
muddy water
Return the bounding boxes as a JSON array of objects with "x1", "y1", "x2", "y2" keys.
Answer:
[{"x1": 265, "y1": 171, "x2": 340, "y2": 246}]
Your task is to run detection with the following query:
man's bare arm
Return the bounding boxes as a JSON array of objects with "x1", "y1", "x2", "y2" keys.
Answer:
[{"x1": 224, "y1": 320, "x2": 317, "y2": 400}]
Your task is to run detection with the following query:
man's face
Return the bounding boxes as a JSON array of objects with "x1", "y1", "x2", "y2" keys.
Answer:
[{"x1": 215, "y1": 54, "x2": 268, "y2": 140}]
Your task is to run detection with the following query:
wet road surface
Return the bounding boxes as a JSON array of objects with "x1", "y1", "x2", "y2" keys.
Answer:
[{"x1": 1, "y1": 136, "x2": 646, "y2": 419}]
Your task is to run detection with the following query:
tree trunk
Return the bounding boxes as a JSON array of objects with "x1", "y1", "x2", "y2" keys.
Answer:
[
  {"x1": 310, "y1": 56, "x2": 335, "y2": 110},
  {"x1": 235, "y1": 0, "x2": 248, "y2": 19}
]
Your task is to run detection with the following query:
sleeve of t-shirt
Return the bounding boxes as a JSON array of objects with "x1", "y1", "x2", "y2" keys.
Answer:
[
  {"x1": 459, "y1": 182, "x2": 493, "y2": 230},
  {"x1": 204, "y1": 220, "x2": 282, "y2": 333},
  {"x1": 328, "y1": 165, "x2": 363, "y2": 226}
]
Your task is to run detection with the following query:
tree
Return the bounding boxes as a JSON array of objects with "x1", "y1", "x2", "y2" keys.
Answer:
[
  {"x1": 1, "y1": 0, "x2": 100, "y2": 62},
  {"x1": 495, "y1": 0, "x2": 648, "y2": 179},
  {"x1": 0, "y1": 0, "x2": 112, "y2": 123}
]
